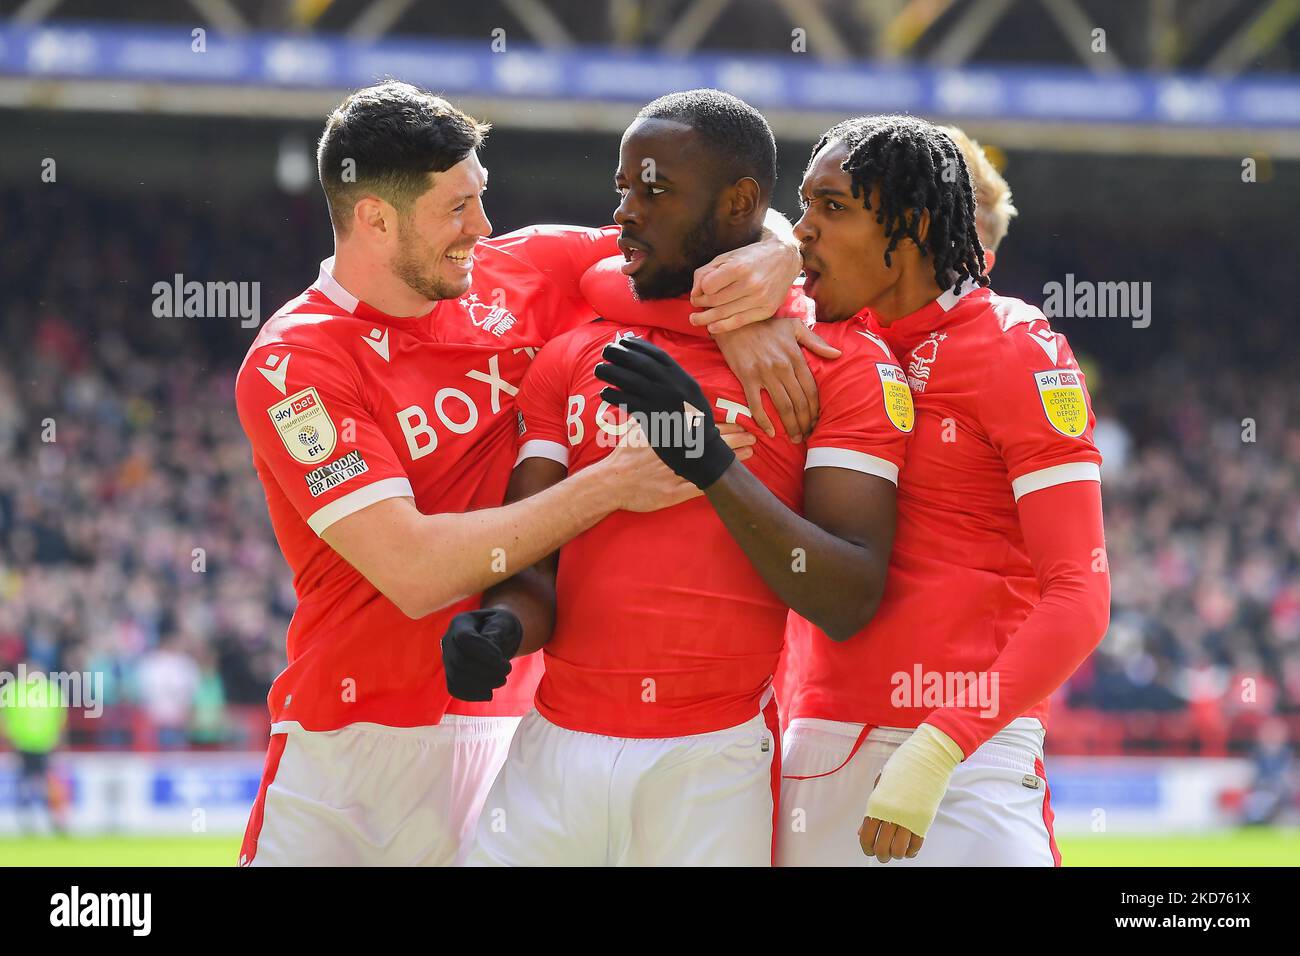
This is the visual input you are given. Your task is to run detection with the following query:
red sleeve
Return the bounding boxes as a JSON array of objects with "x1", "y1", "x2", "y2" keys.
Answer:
[
  {"x1": 979, "y1": 319, "x2": 1103, "y2": 497},
  {"x1": 925, "y1": 480, "x2": 1110, "y2": 756},
  {"x1": 576, "y1": 255, "x2": 706, "y2": 337},
  {"x1": 235, "y1": 343, "x2": 411, "y2": 535},
  {"x1": 577, "y1": 255, "x2": 817, "y2": 341},
  {"x1": 487, "y1": 226, "x2": 719, "y2": 340},
  {"x1": 480, "y1": 224, "x2": 613, "y2": 341},
  {"x1": 514, "y1": 331, "x2": 581, "y2": 469},
  {"x1": 486, "y1": 224, "x2": 620, "y2": 304},
  {"x1": 805, "y1": 327, "x2": 913, "y2": 485}
]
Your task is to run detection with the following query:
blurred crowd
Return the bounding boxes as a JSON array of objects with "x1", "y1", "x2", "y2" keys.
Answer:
[
  {"x1": 0, "y1": 184, "x2": 1296, "y2": 755},
  {"x1": 1104, "y1": 369, "x2": 1297, "y2": 690},
  {"x1": 1063, "y1": 357, "x2": 1300, "y2": 752},
  {"x1": 0, "y1": 187, "x2": 315, "y2": 749}
]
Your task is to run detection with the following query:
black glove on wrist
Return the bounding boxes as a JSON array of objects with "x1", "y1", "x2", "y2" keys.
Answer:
[
  {"x1": 594, "y1": 337, "x2": 735, "y2": 489},
  {"x1": 440, "y1": 608, "x2": 524, "y2": 702}
]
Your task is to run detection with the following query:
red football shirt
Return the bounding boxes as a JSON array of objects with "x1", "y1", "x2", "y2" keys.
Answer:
[
  {"x1": 784, "y1": 283, "x2": 1103, "y2": 733},
  {"x1": 235, "y1": 225, "x2": 701, "y2": 731},
  {"x1": 514, "y1": 277, "x2": 912, "y2": 738}
]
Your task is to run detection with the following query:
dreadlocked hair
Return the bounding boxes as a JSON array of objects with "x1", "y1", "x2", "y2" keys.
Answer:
[{"x1": 809, "y1": 114, "x2": 989, "y2": 294}]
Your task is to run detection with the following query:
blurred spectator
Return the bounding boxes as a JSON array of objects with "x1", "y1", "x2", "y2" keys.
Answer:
[
  {"x1": 1241, "y1": 718, "x2": 1295, "y2": 825},
  {"x1": 189, "y1": 644, "x2": 230, "y2": 747},
  {"x1": 1092, "y1": 401, "x2": 1132, "y2": 475},
  {"x1": 134, "y1": 635, "x2": 201, "y2": 749},
  {"x1": 0, "y1": 663, "x2": 68, "y2": 833}
]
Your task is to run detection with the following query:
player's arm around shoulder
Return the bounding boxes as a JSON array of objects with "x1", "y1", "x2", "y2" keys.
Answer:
[
  {"x1": 493, "y1": 222, "x2": 799, "y2": 340},
  {"x1": 485, "y1": 223, "x2": 619, "y2": 277},
  {"x1": 711, "y1": 311, "x2": 843, "y2": 444},
  {"x1": 575, "y1": 215, "x2": 837, "y2": 443}
]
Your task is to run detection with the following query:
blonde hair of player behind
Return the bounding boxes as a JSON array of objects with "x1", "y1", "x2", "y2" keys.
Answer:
[{"x1": 942, "y1": 126, "x2": 1017, "y2": 267}]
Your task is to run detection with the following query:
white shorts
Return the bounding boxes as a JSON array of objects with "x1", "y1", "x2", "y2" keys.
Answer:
[
  {"x1": 466, "y1": 702, "x2": 781, "y2": 866},
  {"x1": 240, "y1": 716, "x2": 520, "y2": 867},
  {"x1": 777, "y1": 717, "x2": 1060, "y2": 867}
]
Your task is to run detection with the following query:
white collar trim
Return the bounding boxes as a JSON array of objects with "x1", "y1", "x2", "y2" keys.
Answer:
[
  {"x1": 937, "y1": 277, "x2": 980, "y2": 312},
  {"x1": 316, "y1": 257, "x2": 360, "y2": 314}
]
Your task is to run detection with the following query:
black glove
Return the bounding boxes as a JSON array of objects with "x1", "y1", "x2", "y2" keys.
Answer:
[
  {"x1": 440, "y1": 608, "x2": 524, "y2": 702},
  {"x1": 594, "y1": 337, "x2": 734, "y2": 489}
]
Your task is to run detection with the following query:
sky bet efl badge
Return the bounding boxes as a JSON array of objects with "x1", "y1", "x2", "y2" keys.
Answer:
[
  {"x1": 1035, "y1": 368, "x2": 1087, "y2": 437},
  {"x1": 877, "y1": 363, "x2": 915, "y2": 432},
  {"x1": 268, "y1": 387, "x2": 338, "y2": 464}
]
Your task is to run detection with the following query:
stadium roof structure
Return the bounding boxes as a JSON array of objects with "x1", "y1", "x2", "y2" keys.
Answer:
[
  {"x1": 3, "y1": 0, "x2": 1300, "y2": 155},
  {"x1": 11, "y1": 0, "x2": 1300, "y2": 72}
]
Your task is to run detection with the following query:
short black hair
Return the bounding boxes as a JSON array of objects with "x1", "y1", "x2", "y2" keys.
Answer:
[
  {"x1": 317, "y1": 80, "x2": 490, "y2": 234},
  {"x1": 809, "y1": 114, "x2": 988, "y2": 294},
  {"x1": 637, "y1": 88, "x2": 777, "y2": 197}
]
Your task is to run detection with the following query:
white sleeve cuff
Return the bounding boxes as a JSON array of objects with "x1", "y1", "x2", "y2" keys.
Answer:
[
  {"x1": 307, "y1": 476, "x2": 414, "y2": 535},
  {"x1": 805, "y1": 447, "x2": 899, "y2": 485},
  {"x1": 1011, "y1": 461, "x2": 1101, "y2": 501},
  {"x1": 515, "y1": 439, "x2": 570, "y2": 468}
]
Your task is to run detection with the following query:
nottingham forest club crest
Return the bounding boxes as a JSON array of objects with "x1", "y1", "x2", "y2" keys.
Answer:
[
  {"x1": 906, "y1": 332, "x2": 946, "y2": 393},
  {"x1": 459, "y1": 293, "x2": 518, "y2": 338}
]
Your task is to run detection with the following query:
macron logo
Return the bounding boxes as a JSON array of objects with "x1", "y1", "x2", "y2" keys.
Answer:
[
  {"x1": 50, "y1": 886, "x2": 151, "y2": 936},
  {"x1": 1028, "y1": 326, "x2": 1059, "y2": 364},
  {"x1": 855, "y1": 328, "x2": 892, "y2": 359},
  {"x1": 361, "y1": 327, "x2": 390, "y2": 362},
  {"x1": 257, "y1": 353, "x2": 290, "y2": 395}
]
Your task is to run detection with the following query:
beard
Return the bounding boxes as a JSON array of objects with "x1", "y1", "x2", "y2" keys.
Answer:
[
  {"x1": 632, "y1": 213, "x2": 723, "y2": 301},
  {"x1": 393, "y1": 218, "x2": 467, "y2": 302}
]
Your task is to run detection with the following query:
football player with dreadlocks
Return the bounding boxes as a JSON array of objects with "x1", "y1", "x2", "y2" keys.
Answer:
[{"x1": 776, "y1": 115, "x2": 1109, "y2": 866}]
